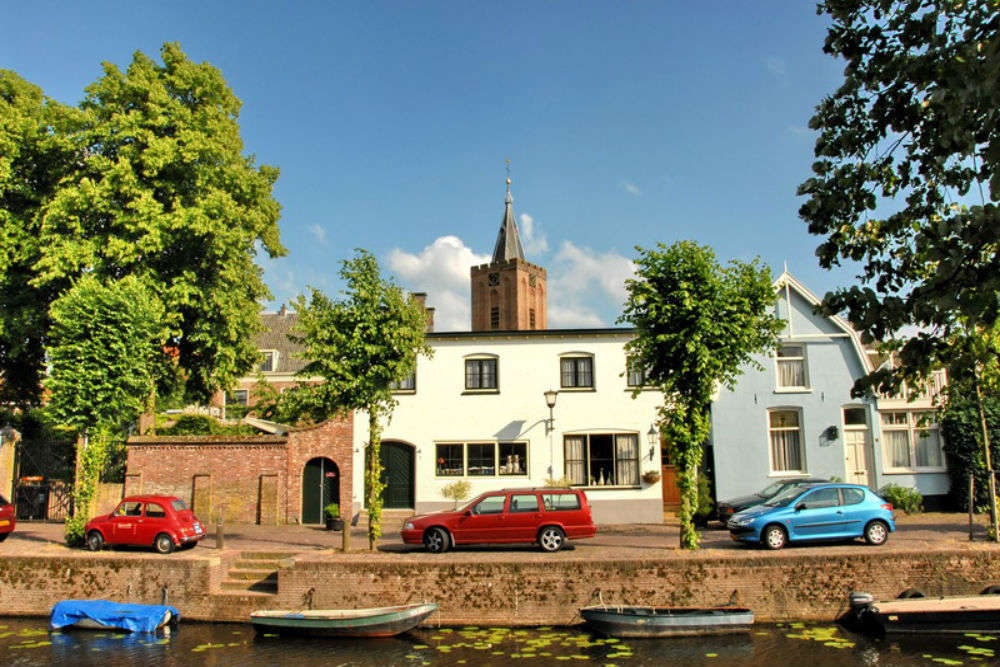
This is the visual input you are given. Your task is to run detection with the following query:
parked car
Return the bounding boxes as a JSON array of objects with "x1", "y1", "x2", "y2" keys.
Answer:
[
  {"x1": 716, "y1": 477, "x2": 830, "y2": 523},
  {"x1": 727, "y1": 483, "x2": 894, "y2": 550},
  {"x1": 0, "y1": 493, "x2": 15, "y2": 542},
  {"x1": 401, "y1": 488, "x2": 597, "y2": 553},
  {"x1": 84, "y1": 495, "x2": 205, "y2": 554}
]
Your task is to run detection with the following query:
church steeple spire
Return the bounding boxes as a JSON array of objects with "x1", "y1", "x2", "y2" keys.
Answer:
[{"x1": 491, "y1": 161, "x2": 525, "y2": 263}]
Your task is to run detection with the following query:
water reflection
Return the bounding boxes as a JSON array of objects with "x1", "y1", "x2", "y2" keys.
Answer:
[{"x1": 0, "y1": 617, "x2": 995, "y2": 667}]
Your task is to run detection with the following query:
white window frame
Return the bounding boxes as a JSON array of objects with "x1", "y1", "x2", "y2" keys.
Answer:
[
  {"x1": 562, "y1": 432, "x2": 641, "y2": 488},
  {"x1": 390, "y1": 371, "x2": 416, "y2": 393},
  {"x1": 767, "y1": 408, "x2": 807, "y2": 475},
  {"x1": 433, "y1": 440, "x2": 529, "y2": 478},
  {"x1": 258, "y1": 349, "x2": 278, "y2": 373},
  {"x1": 774, "y1": 343, "x2": 810, "y2": 392},
  {"x1": 880, "y1": 410, "x2": 946, "y2": 473}
]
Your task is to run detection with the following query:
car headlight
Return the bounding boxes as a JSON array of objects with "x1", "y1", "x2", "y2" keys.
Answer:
[
  {"x1": 404, "y1": 522, "x2": 414, "y2": 531},
  {"x1": 730, "y1": 517, "x2": 753, "y2": 527}
]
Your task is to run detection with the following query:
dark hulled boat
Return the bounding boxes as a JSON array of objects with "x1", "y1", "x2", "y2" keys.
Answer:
[
  {"x1": 844, "y1": 590, "x2": 1000, "y2": 635},
  {"x1": 579, "y1": 605, "x2": 754, "y2": 638},
  {"x1": 250, "y1": 603, "x2": 438, "y2": 637}
]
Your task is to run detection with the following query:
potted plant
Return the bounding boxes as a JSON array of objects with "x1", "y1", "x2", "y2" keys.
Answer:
[
  {"x1": 324, "y1": 503, "x2": 344, "y2": 531},
  {"x1": 642, "y1": 470, "x2": 661, "y2": 485}
]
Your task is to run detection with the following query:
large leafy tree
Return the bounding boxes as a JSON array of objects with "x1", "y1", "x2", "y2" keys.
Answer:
[
  {"x1": 281, "y1": 250, "x2": 432, "y2": 550},
  {"x1": 620, "y1": 242, "x2": 782, "y2": 549},
  {"x1": 799, "y1": 0, "x2": 1000, "y2": 535},
  {"x1": 44, "y1": 276, "x2": 165, "y2": 543},
  {"x1": 0, "y1": 42, "x2": 285, "y2": 408}
]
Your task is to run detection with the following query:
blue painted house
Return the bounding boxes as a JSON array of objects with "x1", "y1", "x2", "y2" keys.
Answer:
[{"x1": 709, "y1": 272, "x2": 949, "y2": 505}]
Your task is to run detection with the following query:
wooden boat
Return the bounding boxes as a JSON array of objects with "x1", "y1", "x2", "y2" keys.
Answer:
[
  {"x1": 250, "y1": 603, "x2": 438, "y2": 637},
  {"x1": 844, "y1": 590, "x2": 1000, "y2": 635},
  {"x1": 50, "y1": 600, "x2": 178, "y2": 633},
  {"x1": 579, "y1": 605, "x2": 754, "y2": 637}
]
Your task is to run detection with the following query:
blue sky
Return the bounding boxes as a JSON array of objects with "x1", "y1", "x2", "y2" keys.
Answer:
[{"x1": 3, "y1": 2, "x2": 861, "y2": 331}]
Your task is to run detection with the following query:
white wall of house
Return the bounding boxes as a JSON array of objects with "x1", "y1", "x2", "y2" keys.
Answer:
[{"x1": 351, "y1": 329, "x2": 666, "y2": 524}]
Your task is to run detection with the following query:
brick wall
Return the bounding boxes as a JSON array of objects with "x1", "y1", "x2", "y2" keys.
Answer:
[{"x1": 125, "y1": 417, "x2": 353, "y2": 525}]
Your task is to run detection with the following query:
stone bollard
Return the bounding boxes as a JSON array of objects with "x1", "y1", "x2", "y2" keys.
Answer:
[
  {"x1": 341, "y1": 515, "x2": 351, "y2": 552},
  {"x1": 215, "y1": 520, "x2": 224, "y2": 550}
]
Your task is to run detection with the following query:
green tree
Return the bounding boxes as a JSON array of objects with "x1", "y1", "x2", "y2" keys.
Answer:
[
  {"x1": 941, "y1": 379, "x2": 1000, "y2": 512},
  {"x1": 799, "y1": 0, "x2": 1000, "y2": 536},
  {"x1": 44, "y1": 276, "x2": 165, "y2": 544},
  {"x1": 619, "y1": 242, "x2": 782, "y2": 549},
  {"x1": 281, "y1": 250, "x2": 432, "y2": 550},
  {"x1": 0, "y1": 42, "x2": 285, "y2": 410}
]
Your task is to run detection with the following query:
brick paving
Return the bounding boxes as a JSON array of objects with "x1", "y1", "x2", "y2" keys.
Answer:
[{"x1": 2, "y1": 511, "x2": 995, "y2": 562}]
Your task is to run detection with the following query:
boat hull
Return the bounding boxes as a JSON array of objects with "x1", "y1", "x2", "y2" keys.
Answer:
[
  {"x1": 250, "y1": 603, "x2": 438, "y2": 638},
  {"x1": 844, "y1": 591, "x2": 1000, "y2": 635},
  {"x1": 580, "y1": 606, "x2": 754, "y2": 638}
]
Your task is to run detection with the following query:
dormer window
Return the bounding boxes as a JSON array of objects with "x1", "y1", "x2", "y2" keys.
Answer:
[
  {"x1": 258, "y1": 350, "x2": 278, "y2": 373},
  {"x1": 775, "y1": 344, "x2": 808, "y2": 390}
]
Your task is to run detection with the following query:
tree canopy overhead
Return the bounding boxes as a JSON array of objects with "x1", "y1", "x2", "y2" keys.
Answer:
[
  {"x1": 798, "y1": 0, "x2": 1000, "y2": 393},
  {"x1": 0, "y1": 42, "x2": 285, "y2": 407},
  {"x1": 620, "y1": 241, "x2": 782, "y2": 548}
]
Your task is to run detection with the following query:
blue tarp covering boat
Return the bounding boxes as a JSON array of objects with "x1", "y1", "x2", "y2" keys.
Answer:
[{"x1": 51, "y1": 600, "x2": 179, "y2": 633}]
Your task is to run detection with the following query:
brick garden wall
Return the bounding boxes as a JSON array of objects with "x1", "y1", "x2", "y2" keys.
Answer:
[{"x1": 124, "y1": 417, "x2": 353, "y2": 525}]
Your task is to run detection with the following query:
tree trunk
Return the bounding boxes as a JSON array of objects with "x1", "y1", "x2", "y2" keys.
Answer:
[
  {"x1": 365, "y1": 407, "x2": 384, "y2": 551},
  {"x1": 974, "y1": 369, "x2": 999, "y2": 541}
]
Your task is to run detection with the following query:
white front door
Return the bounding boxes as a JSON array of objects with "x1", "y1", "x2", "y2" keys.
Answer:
[{"x1": 844, "y1": 429, "x2": 874, "y2": 488}]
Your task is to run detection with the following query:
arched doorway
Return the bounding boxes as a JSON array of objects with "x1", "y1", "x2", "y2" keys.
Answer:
[
  {"x1": 302, "y1": 457, "x2": 340, "y2": 524},
  {"x1": 379, "y1": 441, "x2": 414, "y2": 509}
]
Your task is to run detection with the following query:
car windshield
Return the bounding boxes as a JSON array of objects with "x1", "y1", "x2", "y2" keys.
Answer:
[
  {"x1": 763, "y1": 485, "x2": 808, "y2": 507},
  {"x1": 758, "y1": 481, "x2": 787, "y2": 498}
]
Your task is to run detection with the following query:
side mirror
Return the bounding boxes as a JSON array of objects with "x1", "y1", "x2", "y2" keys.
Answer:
[{"x1": 795, "y1": 502, "x2": 806, "y2": 512}]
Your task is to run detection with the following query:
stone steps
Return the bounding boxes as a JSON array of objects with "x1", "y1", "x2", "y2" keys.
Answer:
[{"x1": 219, "y1": 551, "x2": 293, "y2": 594}]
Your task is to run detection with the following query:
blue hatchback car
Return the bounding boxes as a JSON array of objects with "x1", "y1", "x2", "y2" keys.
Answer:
[{"x1": 726, "y1": 483, "x2": 895, "y2": 550}]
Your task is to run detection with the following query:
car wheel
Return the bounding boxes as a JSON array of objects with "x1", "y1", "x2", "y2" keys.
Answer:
[
  {"x1": 0, "y1": 532, "x2": 8, "y2": 543},
  {"x1": 154, "y1": 533, "x2": 175, "y2": 554},
  {"x1": 86, "y1": 530, "x2": 105, "y2": 551},
  {"x1": 422, "y1": 527, "x2": 449, "y2": 554},
  {"x1": 864, "y1": 520, "x2": 889, "y2": 546},
  {"x1": 762, "y1": 524, "x2": 787, "y2": 550},
  {"x1": 538, "y1": 526, "x2": 566, "y2": 553}
]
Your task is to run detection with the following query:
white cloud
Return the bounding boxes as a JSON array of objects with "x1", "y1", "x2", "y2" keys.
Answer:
[
  {"x1": 548, "y1": 304, "x2": 606, "y2": 329},
  {"x1": 518, "y1": 213, "x2": 549, "y2": 257},
  {"x1": 552, "y1": 241, "x2": 635, "y2": 304},
  {"x1": 387, "y1": 236, "x2": 490, "y2": 331},
  {"x1": 766, "y1": 56, "x2": 787, "y2": 78},
  {"x1": 622, "y1": 182, "x2": 641, "y2": 196},
  {"x1": 307, "y1": 224, "x2": 327, "y2": 244}
]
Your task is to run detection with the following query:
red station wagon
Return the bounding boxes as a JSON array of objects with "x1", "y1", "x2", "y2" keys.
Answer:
[
  {"x1": 0, "y1": 493, "x2": 15, "y2": 542},
  {"x1": 84, "y1": 495, "x2": 205, "y2": 554},
  {"x1": 401, "y1": 488, "x2": 597, "y2": 553}
]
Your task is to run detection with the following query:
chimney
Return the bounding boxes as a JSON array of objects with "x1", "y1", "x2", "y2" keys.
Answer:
[{"x1": 410, "y1": 292, "x2": 434, "y2": 333}]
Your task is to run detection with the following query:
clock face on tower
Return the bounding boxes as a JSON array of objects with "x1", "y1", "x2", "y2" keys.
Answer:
[
  {"x1": 529, "y1": 274, "x2": 537, "y2": 287},
  {"x1": 488, "y1": 272, "x2": 500, "y2": 286}
]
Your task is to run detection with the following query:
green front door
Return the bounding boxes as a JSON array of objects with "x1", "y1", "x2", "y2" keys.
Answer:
[
  {"x1": 380, "y1": 442, "x2": 414, "y2": 509},
  {"x1": 302, "y1": 457, "x2": 340, "y2": 524}
]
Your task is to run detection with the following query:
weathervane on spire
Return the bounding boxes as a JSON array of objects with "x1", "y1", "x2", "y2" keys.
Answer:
[{"x1": 505, "y1": 158, "x2": 512, "y2": 196}]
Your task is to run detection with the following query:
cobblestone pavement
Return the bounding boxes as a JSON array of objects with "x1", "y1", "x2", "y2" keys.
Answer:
[{"x1": 2, "y1": 512, "x2": 996, "y2": 562}]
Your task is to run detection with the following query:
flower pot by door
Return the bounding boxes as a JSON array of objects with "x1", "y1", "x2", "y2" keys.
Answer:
[{"x1": 326, "y1": 517, "x2": 344, "y2": 531}]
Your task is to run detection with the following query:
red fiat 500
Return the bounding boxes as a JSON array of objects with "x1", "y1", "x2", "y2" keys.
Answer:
[
  {"x1": 84, "y1": 495, "x2": 205, "y2": 554},
  {"x1": 401, "y1": 488, "x2": 597, "y2": 553},
  {"x1": 0, "y1": 493, "x2": 15, "y2": 542}
]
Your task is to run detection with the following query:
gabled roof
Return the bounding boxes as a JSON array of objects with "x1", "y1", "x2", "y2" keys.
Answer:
[
  {"x1": 257, "y1": 311, "x2": 307, "y2": 374},
  {"x1": 774, "y1": 271, "x2": 872, "y2": 374},
  {"x1": 491, "y1": 188, "x2": 525, "y2": 263}
]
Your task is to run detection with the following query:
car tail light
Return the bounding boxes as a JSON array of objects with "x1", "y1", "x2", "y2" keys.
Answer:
[{"x1": 882, "y1": 503, "x2": 893, "y2": 512}]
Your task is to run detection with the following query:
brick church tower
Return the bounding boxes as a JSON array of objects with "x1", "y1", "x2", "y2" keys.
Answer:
[{"x1": 470, "y1": 176, "x2": 547, "y2": 331}]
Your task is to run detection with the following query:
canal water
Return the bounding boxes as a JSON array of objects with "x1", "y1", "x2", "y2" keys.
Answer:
[{"x1": 0, "y1": 617, "x2": 993, "y2": 666}]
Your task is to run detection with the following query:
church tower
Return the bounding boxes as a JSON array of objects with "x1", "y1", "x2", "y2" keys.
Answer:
[{"x1": 470, "y1": 172, "x2": 547, "y2": 331}]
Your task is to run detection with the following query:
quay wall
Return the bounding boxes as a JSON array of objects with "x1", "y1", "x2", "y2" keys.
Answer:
[{"x1": 2, "y1": 549, "x2": 1000, "y2": 624}]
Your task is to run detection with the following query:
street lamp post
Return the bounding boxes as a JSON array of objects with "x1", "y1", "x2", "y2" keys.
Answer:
[
  {"x1": 544, "y1": 390, "x2": 558, "y2": 478},
  {"x1": 647, "y1": 424, "x2": 659, "y2": 461}
]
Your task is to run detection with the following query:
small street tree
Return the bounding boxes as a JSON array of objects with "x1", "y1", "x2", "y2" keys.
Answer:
[
  {"x1": 798, "y1": 0, "x2": 1000, "y2": 536},
  {"x1": 281, "y1": 250, "x2": 431, "y2": 550},
  {"x1": 44, "y1": 276, "x2": 165, "y2": 544},
  {"x1": 620, "y1": 241, "x2": 782, "y2": 549}
]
